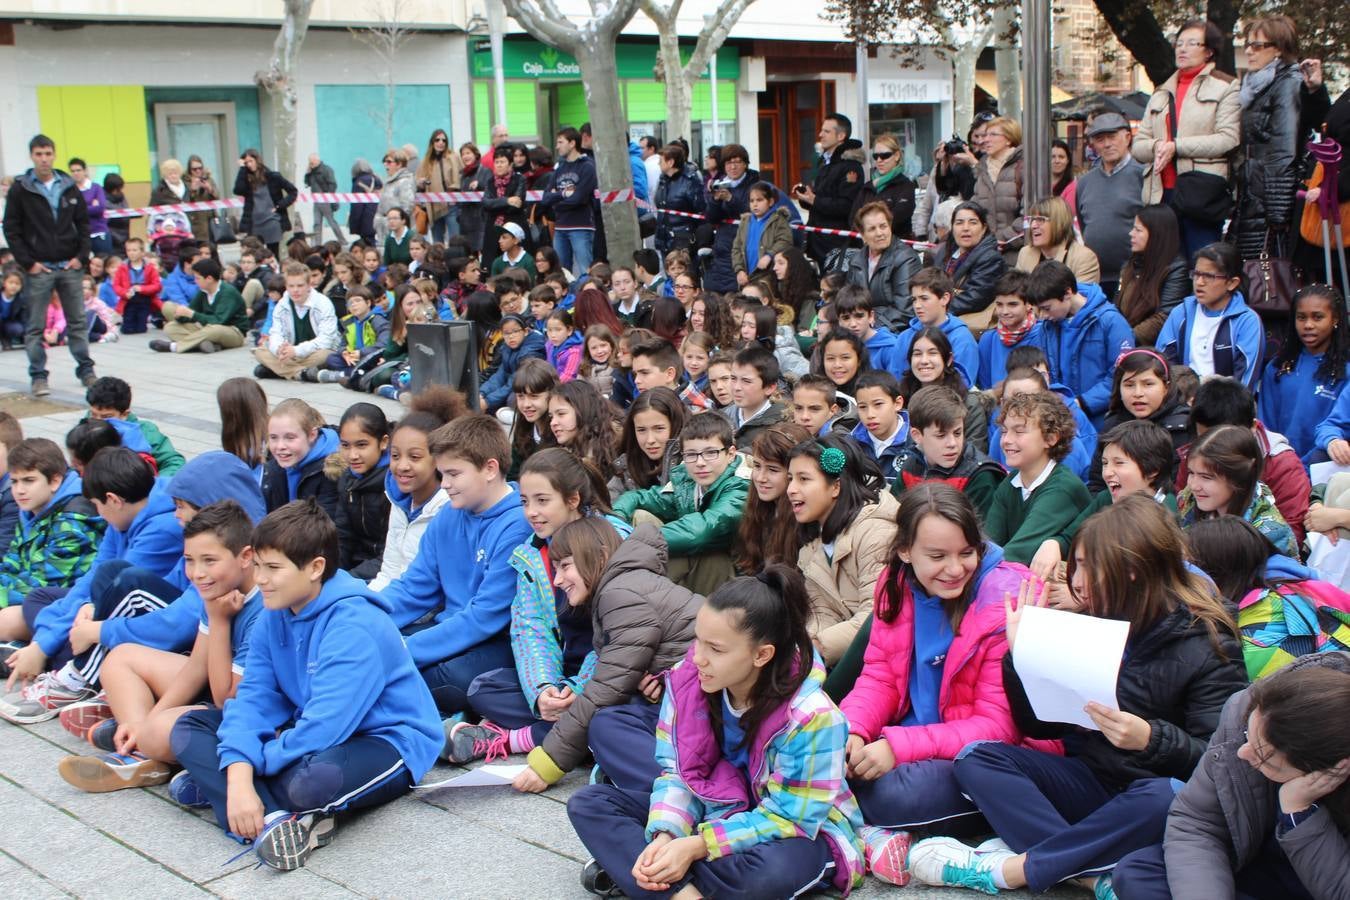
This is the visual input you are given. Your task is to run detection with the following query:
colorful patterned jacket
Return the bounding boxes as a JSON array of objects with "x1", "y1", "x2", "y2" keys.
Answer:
[
  {"x1": 645, "y1": 647, "x2": 866, "y2": 894},
  {"x1": 0, "y1": 471, "x2": 105, "y2": 608}
]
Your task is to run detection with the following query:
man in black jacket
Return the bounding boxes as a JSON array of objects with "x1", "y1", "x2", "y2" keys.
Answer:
[
  {"x1": 304, "y1": 153, "x2": 345, "y2": 245},
  {"x1": 793, "y1": 113, "x2": 865, "y2": 268},
  {"x1": 2, "y1": 134, "x2": 96, "y2": 397}
]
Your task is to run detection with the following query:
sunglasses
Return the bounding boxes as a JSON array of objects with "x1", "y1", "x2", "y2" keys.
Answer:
[
  {"x1": 872, "y1": 151, "x2": 896, "y2": 161},
  {"x1": 1246, "y1": 40, "x2": 1276, "y2": 51},
  {"x1": 382, "y1": 158, "x2": 395, "y2": 164}
]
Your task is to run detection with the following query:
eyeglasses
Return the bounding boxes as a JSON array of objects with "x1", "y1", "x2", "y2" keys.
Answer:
[
  {"x1": 872, "y1": 150, "x2": 896, "y2": 161},
  {"x1": 681, "y1": 448, "x2": 727, "y2": 464},
  {"x1": 189, "y1": 165, "x2": 203, "y2": 172},
  {"x1": 1190, "y1": 270, "x2": 1231, "y2": 283},
  {"x1": 1246, "y1": 40, "x2": 1276, "y2": 51},
  {"x1": 382, "y1": 158, "x2": 395, "y2": 165},
  {"x1": 1023, "y1": 215, "x2": 1049, "y2": 226},
  {"x1": 1174, "y1": 39, "x2": 1205, "y2": 49},
  {"x1": 674, "y1": 283, "x2": 696, "y2": 291}
]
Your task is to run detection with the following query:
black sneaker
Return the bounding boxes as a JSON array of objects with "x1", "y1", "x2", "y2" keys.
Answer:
[
  {"x1": 198, "y1": 340, "x2": 220, "y2": 353},
  {"x1": 149, "y1": 340, "x2": 172, "y2": 353},
  {"x1": 581, "y1": 859, "x2": 622, "y2": 897},
  {"x1": 253, "y1": 813, "x2": 335, "y2": 871},
  {"x1": 31, "y1": 378, "x2": 50, "y2": 397},
  {"x1": 253, "y1": 364, "x2": 279, "y2": 380},
  {"x1": 299, "y1": 367, "x2": 319, "y2": 383}
]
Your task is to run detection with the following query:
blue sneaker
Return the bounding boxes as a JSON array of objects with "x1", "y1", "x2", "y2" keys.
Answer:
[
  {"x1": 169, "y1": 770, "x2": 211, "y2": 808},
  {"x1": 907, "y1": 835, "x2": 1013, "y2": 895}
]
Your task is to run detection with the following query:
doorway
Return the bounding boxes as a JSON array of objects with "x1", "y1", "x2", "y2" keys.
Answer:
[
  {"x1": 756, "y1": 81, "x2": 836, "y2": 190},
  {"x1": 153, "y1": 102, "x2": 238, "y2": 181}
]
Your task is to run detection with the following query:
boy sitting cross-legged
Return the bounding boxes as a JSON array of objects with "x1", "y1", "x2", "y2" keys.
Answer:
[
  {"x1": 613, "y1": 413, "x2": 750, "y2": 596},
  {"x1": 984, "y1": 391, "x2": 1091, "y2": 564},
  {"x1": 170, "y1": 499, "x2": 442, "y2": 871},
  {"x1": 891, "y1": 385, "x2": 1005, "y2": 518},
  {"x1": 56, "y1": 500, "x2": 263, "y2": 794}
]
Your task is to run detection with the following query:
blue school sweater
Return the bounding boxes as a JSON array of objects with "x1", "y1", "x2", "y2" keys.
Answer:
[
  {"x1": 893, "y1": 314, "x2": 980, "y2": 387},
  {"x1": 381, "y1": 486, "x2": 533, "y2": 667},
  {"x1": 216, "y1": 571, "x2": 442, "y2": 780},
  {"x1": 1042, "y1": 282, "x2": 1134, "y2": 428},
  {"x1": 976, "y1": 321, "x2": 1049, "y2": 390},
  {"x1": 1155, "y1": 292, "x2": 1263, "y2": 393},
  {"x1": 1259, "y1": 352, "x2": 1350, "y2": 461},
  {"x1": 1314, "y1": 381, "x2": 1350, "y2": 452},
  {"x1": 99, "y1": 453, "x2": 268, "y2": 653},
  {"x1": 31, "y1": 483, "x2": 183, "y2": 656},
  {"x1": 864, "y1": 328, "x2": 901, "y2": 375}
]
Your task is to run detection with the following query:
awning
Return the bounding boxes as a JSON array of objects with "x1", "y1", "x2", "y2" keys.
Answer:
[{"x1": 975, "y1": 70, "x2": 1073, "y2": 105}]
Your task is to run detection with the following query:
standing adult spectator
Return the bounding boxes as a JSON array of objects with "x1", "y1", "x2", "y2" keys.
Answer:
[
  {"x1": 1050, "y1": 139, "x2": 1076, "y2": 201},
  {"x1": 304, "y1": 153, "x2": 345, "y2": 245},
  {"x1": 653, "y1": 143, "x2": 706, "y2": 258},
  {"x1": 67, "y1": 159, "x2": 110, "y2": 254},
  {"x1": 1230, "y1": 16, "x2": 1328, "y2": 261},
  {"x1": 483, "y1": 123, "x2": 510, "y2": 169},
  {"x1": 232, "y1": 148, "x2": 296, "y2": 260},
  {"x1": 912, "y1": 132, "x2": 980, "y2": 240},
  {"x1": 640, "y1": 136, "x2": 662, "y2": 199},
  {"x1": 844, "y1": 201, "x2": 920, "y2": 329},
  {"x1": 542, "y1": 127, "x2": 598, "y2": 275},
  {"x1": 792, "y1": 113, "x2": 865, "y2": 267},
  {"x1": 103, "y1": 173, "x2": 129, "y2": 254},
  {"x1": 150, "y1": 157, "x2": 190, "y2": 219},
  {"x1": 348, "y1": 158, "x2": 381, "y2": 248},
  {"x1": 3, "y1": 134, "x2": 97, "y2": 396},
  {"x1": 703, "y1": 144, "x2": 756, "y2": 293},
  {"x1": 851, "y1": 133, "x2": 917, "y2": 240},
  {"x1": 478, "y1": 147, "x2": 528, "y2": 272},
  {"x1": 458, "y1": 143, "x2": 486, "y2": 255},
  {"x1": 1075, "y1": 111, "x2": 1143, "y2": 297},
  {"x1": 1133, "y1": 19, "x2": 1240, "y2": 261},
  {"x1": 375, "y1": 148, "x2": 415, "y2": 244},
  {"x1": 970, "y1": 116, "x2": 1025, "y2": 264},
  {"x1": 182, "y1": 156, "x2": 220, "y2": 246},
  {"x1": 415, "y1": 129, "x2": 462, "y2": 244}
]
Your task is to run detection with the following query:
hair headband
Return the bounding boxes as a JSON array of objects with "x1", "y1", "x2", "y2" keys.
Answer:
[{"x1": 1115, "y1": 347, "x2": 1170, "y2": 380}]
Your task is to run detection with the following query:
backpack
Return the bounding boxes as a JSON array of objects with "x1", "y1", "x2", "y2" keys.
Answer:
[{"x1": 1238, "y1": 579, "x2": 1350, "y2": 680}]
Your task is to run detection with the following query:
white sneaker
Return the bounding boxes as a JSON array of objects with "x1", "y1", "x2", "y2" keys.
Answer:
[{"x1": 907, "y1": 835, "x2": 1012, "y2": 895}]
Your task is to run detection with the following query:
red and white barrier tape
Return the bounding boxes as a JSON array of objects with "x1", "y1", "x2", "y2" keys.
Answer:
[
  {"x1": 105, "y1": 188, "x2": 636, "y2": 219},
  {"x1": 649, "y1": 205, "x2": 936, "y2": 248}
]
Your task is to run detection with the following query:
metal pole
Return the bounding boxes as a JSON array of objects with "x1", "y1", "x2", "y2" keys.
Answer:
[
  {"x1": 708, "y1": 21, "x2": 720, "y2": 143},
  {"x1": 856, "y1": 42, "x2": 870, "y2": 152},
  {"x1": 487, "y1": 0, "x2": 508, "y2": 132},
  {"x1": 1021, "y1": 0, "x2": 1051, "y2": 205}
]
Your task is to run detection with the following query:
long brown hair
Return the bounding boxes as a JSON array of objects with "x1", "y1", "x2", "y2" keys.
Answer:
[
  {"x1": 549, "y1": 517, "x2": 624, "y2": 607},
  {"x1": 736, "y1": 423, "x2": 811, "y2": 573},
  {"x1": 1069, "y1": 494, "x2": 1237, "y2": 653},
  {"x1": 241, "y1": 148, "x2": 268, "y2": 189},
  {"x1": 877, "y1": 483, "x2": 985, "y2": 630},
  {"x1": 217, "y1": 377, "x2": 269, "y2": 470},
  {"x1": 1188, "y1": 424, "x2": 1263, "y2": 516},
  {"x1": 549, "y1": 380, "x2": 620, "y2": 485},
  {"x1": 619, "y1": 387, "x2": 686, "y2": 490},
  {"x1": 1249, "y1": 663, "x2": 1350, "y2": 826},
  {"x1": 1118, "y1": 205, "x2": 1182, "y2": 328}
]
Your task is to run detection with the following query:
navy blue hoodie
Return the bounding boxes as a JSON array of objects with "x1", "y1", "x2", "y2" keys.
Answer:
[
  {"x1": 544, "y1": 154, "x2": 597, "y2": 231},
  {"x1": 217, "y1": 570, "x2": 442, "y2": 780},
  {"x1": 480, "y1": 328, "x2": 547, "y2": 410}
]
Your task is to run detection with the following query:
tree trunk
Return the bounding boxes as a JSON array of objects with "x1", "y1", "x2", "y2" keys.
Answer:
[
  {"x1": 656, "y1": 24, "x2": 693, "y2": 142},
  {"x1": 575, "y1": 40, "x2": 640, "y2": 267},
  {"x1": 1089, "y1": 0, "x2": 1173, "y2": 85},
  {"x1": 993, "y1": 6, "x2": 1021, "y2": 122},
  {"x1": 255, "y1": 0, "x2": 314, "y2": 186},
  {"x1": 1205, "y1": 0, "x2": 1240, "y2": 75}
]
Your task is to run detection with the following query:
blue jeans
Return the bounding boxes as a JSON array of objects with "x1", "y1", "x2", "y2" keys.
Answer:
[
  {"x1": 954, "y1": 742, "x2": 1175, "y2": 892},
  {"x1": 568, "y1": 783, "x2": 837, "y2": 899},
  {"x1": 553, "y1": 229, "x2": 594, "y2": 274},
  {"x1": 401, "y1": 621, "x2": 514, "y2": 715},
  {"x1": 1162, "y1": 189, "x2": 1224, "y2": 264},
  {"x1": 171, "y1": 706, "x2": 414, "y2": 837},
  {"x1": 431, "y1": 207, "x2": 461, "y2": 244},
  {"x1": 24, "y1": 266, "x2": 95, "y2": 381}
]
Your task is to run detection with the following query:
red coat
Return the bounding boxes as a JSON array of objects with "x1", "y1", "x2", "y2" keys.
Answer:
[
  {"x1": 111, "y1": 262, "x2": 163, "y2": 314},
  {"x1": 839, "y1": 554, "x2": 1061, "y2": 764}
]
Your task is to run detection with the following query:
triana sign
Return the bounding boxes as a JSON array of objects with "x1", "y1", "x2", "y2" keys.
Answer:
[
  {"x1": 472, "y1": 38, "x2": 737, "y2": 81},
  {"x1": 868, "y1": 79, "x2": 953, "y2": 103}
]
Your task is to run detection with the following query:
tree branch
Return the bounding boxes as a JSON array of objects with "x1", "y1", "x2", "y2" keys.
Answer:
[
  {"x1": 594, "y1": 0, "x2": 642, "y2": 37},
  {"x1": 684, "y1": 0, "x2": 755, "y2": 77},
  {"x1": 503, "y1": 0, "x2": 578, "y2": 49}
]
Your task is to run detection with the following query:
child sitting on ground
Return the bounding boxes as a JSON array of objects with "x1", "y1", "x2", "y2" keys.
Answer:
[
  {"x1": 316, "y1": 286, "x2": 389, "y2": 384},
  {"x1": 891, "y1": 385, "x2": 1005, "y2": 517},
  {"x1": 851, "y1": 370, "x2": 910, "y2": 482},
  {"x1": 85, "y1": 377, "x2": 186, "y2": 477}
]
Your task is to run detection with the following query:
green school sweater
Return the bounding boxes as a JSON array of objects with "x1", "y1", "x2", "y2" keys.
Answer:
[
  {"x1": 187, "y1": 282, "x2": 249, "y2": 333},
  {"x1": 1051, "y1": 488, "x2": 1179, "y2": 555},
  {"x1": 984, "y1": 462, "x2": 1091, "y2": 564},
  {"x1": 126, "y1": 413, "x2": 186, "y2": 478}
]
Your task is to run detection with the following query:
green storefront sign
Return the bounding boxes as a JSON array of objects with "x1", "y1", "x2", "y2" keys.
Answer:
[{"x1": 473, "y1": 38, "x2": 737, "y2": 81}]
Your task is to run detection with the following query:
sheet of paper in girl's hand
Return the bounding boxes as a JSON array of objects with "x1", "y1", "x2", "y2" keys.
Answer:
[
  {"x1": 414, "y1": 764, "x2": 529, "y2": 791},
  {"x1": 1012, "y1": 605, "x2": 1129, "y2": 731}
]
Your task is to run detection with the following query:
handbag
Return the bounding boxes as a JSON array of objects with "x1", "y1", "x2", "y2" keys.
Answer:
[
  {"x1": 208, "y1": 211, "x2": 236, "y2": 245},
  {"x1": 1165, "y1": 92, "x2": 1233, "y2": 222},
  {"x1": 1242, "y1": 231, "x2": 1302, "y2": 315},
  {"x1": 413, "y1": 204, "x2": 430, "y2": 236}
]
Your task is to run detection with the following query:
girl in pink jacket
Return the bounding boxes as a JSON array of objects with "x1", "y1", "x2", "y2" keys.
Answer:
[{"x1": 838, "y1": 482, "x2": 1056, "y2": 886}]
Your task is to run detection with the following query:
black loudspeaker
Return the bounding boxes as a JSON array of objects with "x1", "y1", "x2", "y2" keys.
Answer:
[{"x1": 408, "y1": 321, "x2": 479, "y2": 409}]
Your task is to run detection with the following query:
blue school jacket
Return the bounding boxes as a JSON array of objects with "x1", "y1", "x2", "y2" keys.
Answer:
[
  {"x1": 1041, "y1": 282, "x2": 1134, "y2": 428},
  {"x1": 864, "y1": 328, "x2": 901, "y2": 376},
  {"x1": 976, "y1": 321, "x2": 1049, "y2": 390},
  {"x1": 1155, "y1": 292, "x2": 1263, "y2": 393},
  {"x1": 1313, "y1": 380, "x2": 1350, "y2": 453},
  {"x1": 850, "y1": 416, "x2": 912, "y2": 482},
  {"x1": 1259, "y1": 352, "x2": 1350, "y2": 461},
  {"x1": 893, "y1": 314, "x2": 980, "y2": 387},
  {"x1": 380, "y1": 486, "x2": 533, "y2": 667},
  {"x1": 216, "y1": 571, "x2": 442, "y2": 780}
]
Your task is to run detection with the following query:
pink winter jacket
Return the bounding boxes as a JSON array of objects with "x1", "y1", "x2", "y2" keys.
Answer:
[{"x1": 840, "y1": 552, "x2": 1062, "y2": 764}]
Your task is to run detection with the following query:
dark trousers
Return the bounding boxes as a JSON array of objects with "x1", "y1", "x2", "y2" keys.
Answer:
[
  {"x1": 121, "y1": 296, "x2": 151, "y2": 334},
  {"x1": 589, "y1": 700, "x2": 662, "y2": 791},
  {"x1": 1113, "y1": 838, "x2": 1315, "y2": 900},
  {"x1": 466, "y1": 666, "x2": 552, "y2": 745},
  {"x1": 851, "y1": 757, "x2": 984, "y2": 833},
  {"x1": 954, "y1": 742, "x2": 1175, "y2": 892},
  {"x1": 21, "y1": 562, "x2": 178, "y2": 682},
  {"x1": 2, "y1": 317, "x2": 25, "y2": 347},
  {"x1": 401, "y1": 622, "x2": 514, "y2": 715},
  {"x1": 171, "y1": 706, "x2": 414, "y2": 837},
  {"x1": 24, "y1": 267, "x2": 94, "y2": 381},
  {"x1": 567, "y1": 783, "x2": 836, "y2": 900}
]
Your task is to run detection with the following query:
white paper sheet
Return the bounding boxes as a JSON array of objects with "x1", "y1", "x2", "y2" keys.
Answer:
[
  {"x1": 1011, "y1": 605, "x2": 1129, "y2": 731},
  {"x1": 1309, "y1": 461, "x2": 1350, "y2": 487},
  {"x1": 414, "y1": 763, "x2": 529, "y2": 791}
]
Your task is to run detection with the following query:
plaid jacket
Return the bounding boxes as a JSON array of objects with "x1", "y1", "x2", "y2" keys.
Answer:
[{"x1": 0, "y1": 475, "x2": 105, "y2": 608}]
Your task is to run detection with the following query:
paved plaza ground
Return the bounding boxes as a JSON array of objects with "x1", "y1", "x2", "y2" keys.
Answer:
[{"x1": 0, "y1": 334, "x2": 1070, "y2": 898}]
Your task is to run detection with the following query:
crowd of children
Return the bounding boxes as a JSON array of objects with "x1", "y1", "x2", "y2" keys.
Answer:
[{"x1": 3, "y1": 208, "x2": 1350, "y2": 900}]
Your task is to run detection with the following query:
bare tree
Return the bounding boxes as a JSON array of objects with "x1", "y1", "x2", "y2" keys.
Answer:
[
  {"x1": 992, "y1": 5, "x2": 1020, "y2": 123},
  {"x1": 502, "y1": 0, "x2": 643, "y2": 265},
  {"x1": 255, "y1": 0, "x2": 315, "y2": 185},
  {"x1": 640, "y1": 0, "x2": 757, "y2": 145},
  {"x1": 351, "y1": 0, "x2": 419, "y2": 147}
]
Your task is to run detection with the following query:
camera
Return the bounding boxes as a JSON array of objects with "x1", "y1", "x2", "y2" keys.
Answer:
[
  {"x1": 944, "y1": 135, "x2": 967, "y2": 158},
  {"x1": 711, "y1": 179, "x2": 733, "y2": 192}
]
